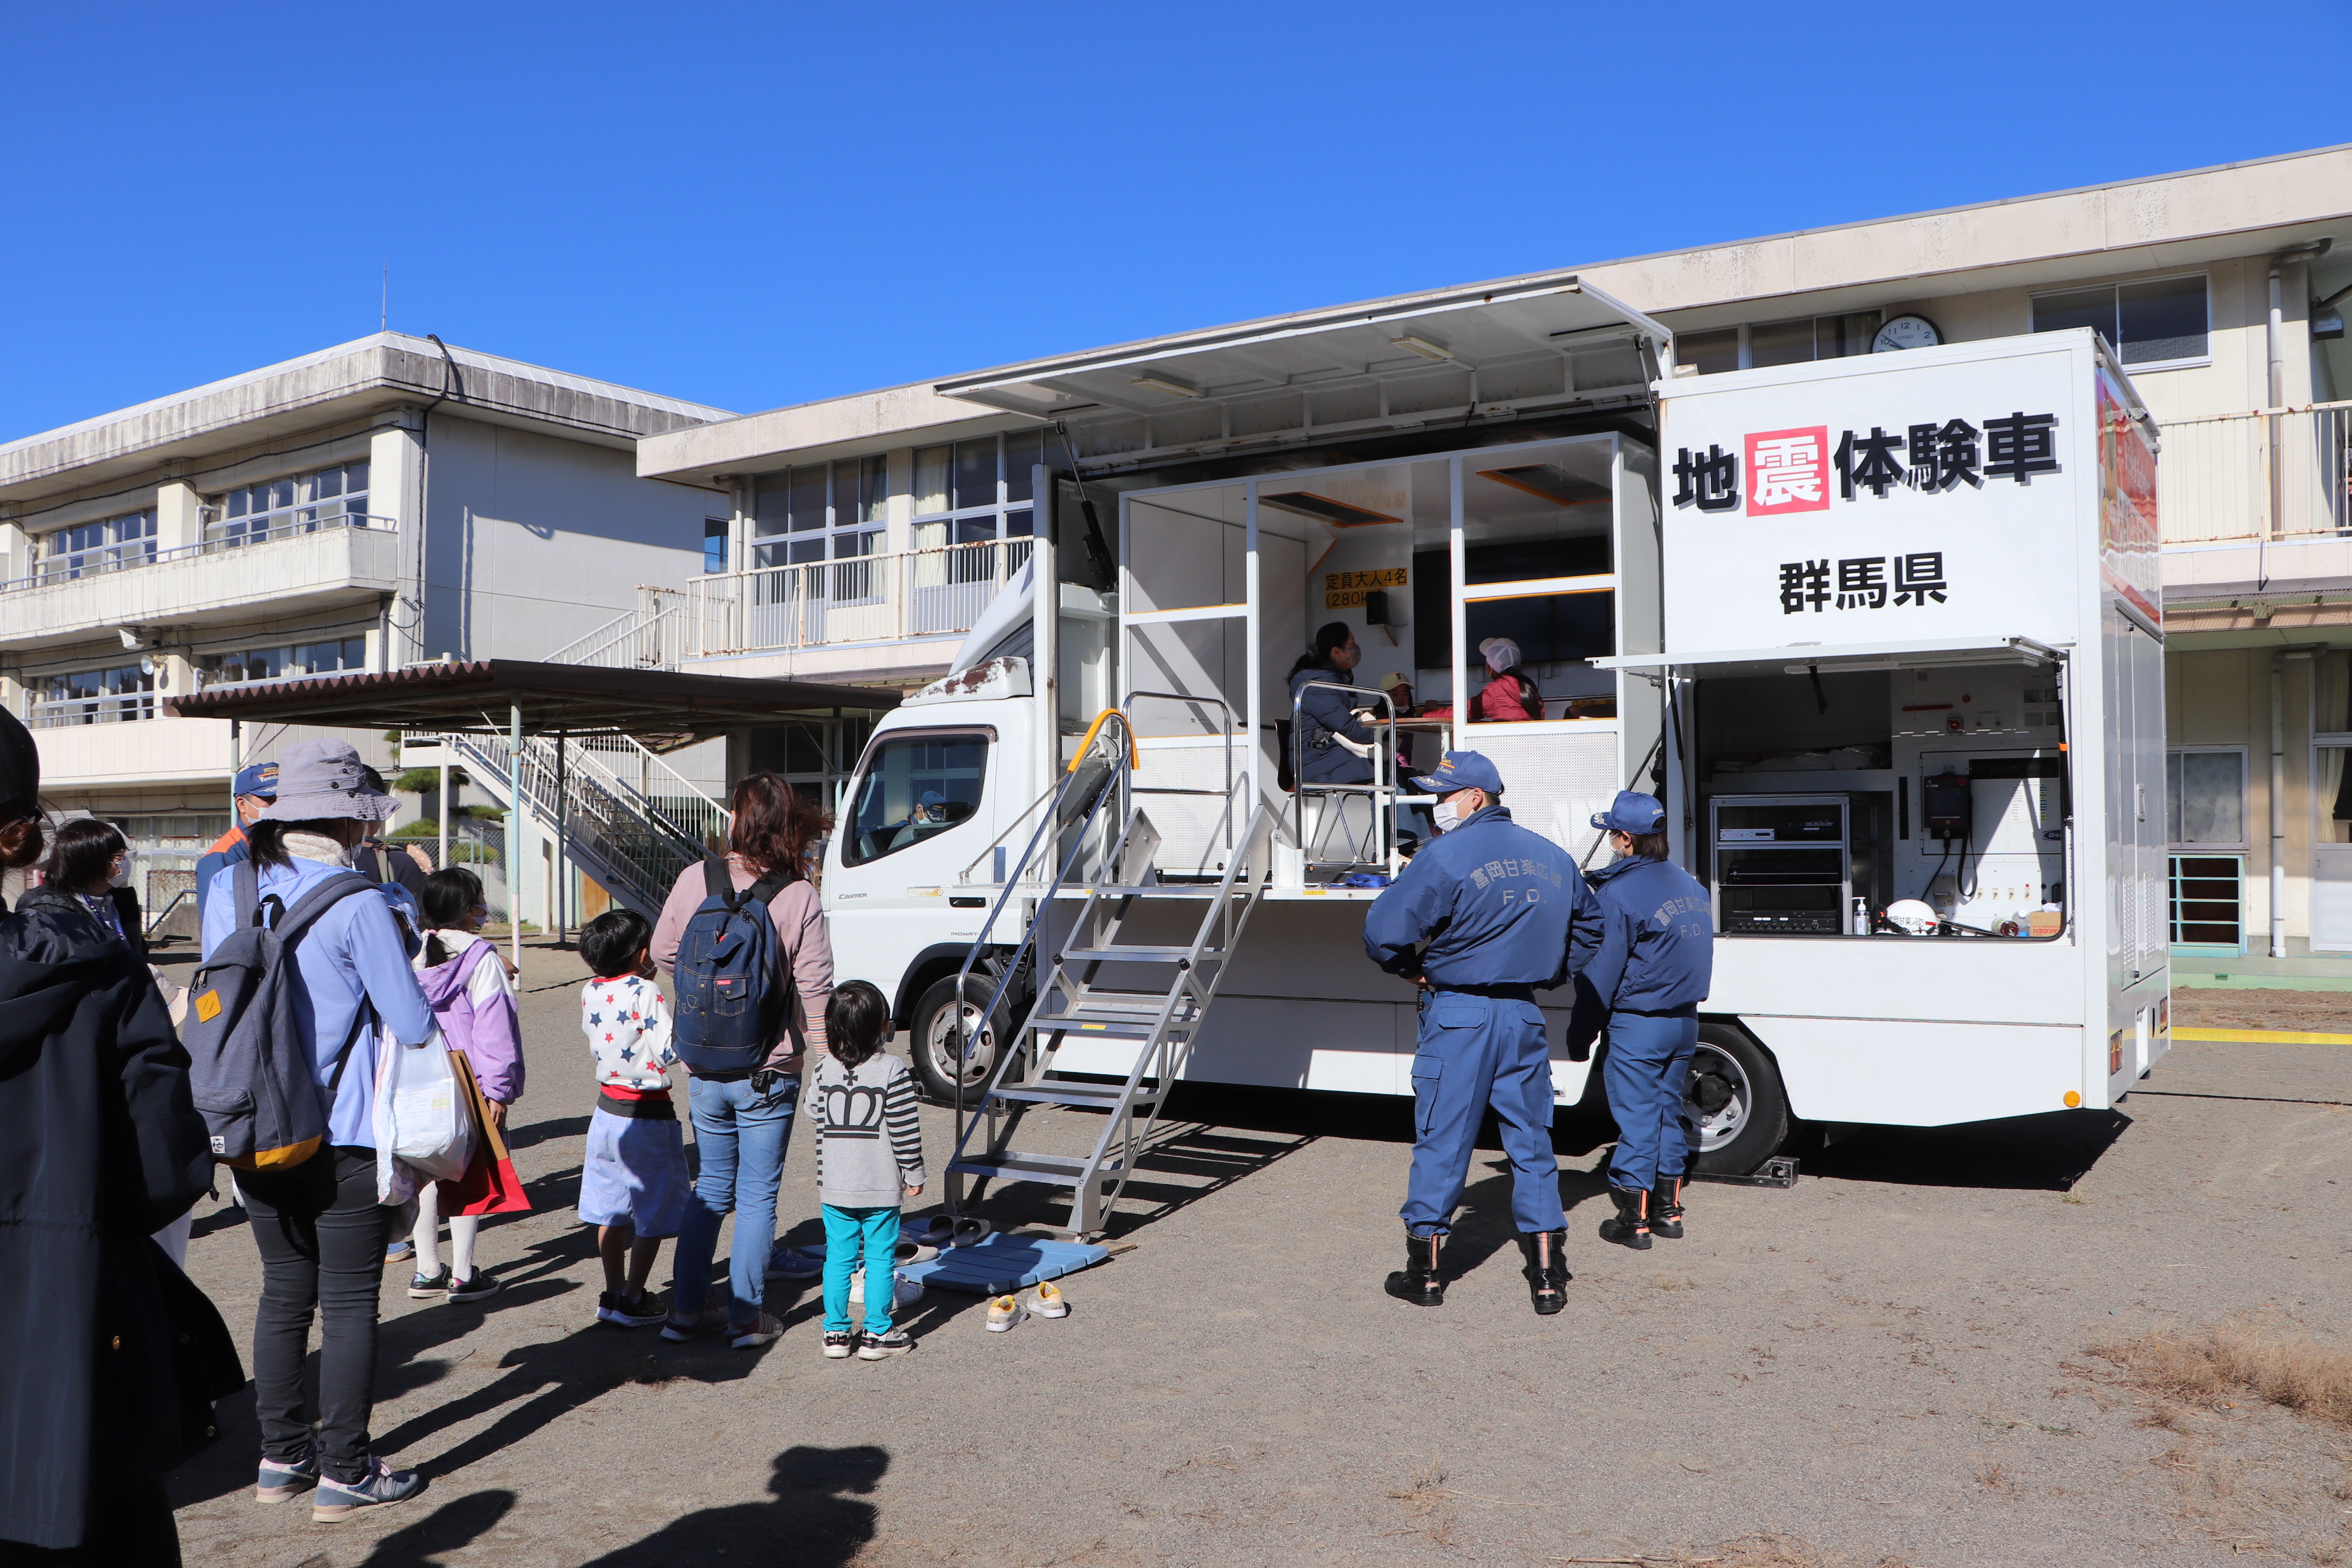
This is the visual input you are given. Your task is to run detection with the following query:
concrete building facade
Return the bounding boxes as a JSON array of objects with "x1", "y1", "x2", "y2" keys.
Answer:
[
  {"x1": 0, "y1": 332, "x2": 732, "y2": 923},
  {"x1": 635, "y1": 143, "x2": 2352, "y2": 971}
]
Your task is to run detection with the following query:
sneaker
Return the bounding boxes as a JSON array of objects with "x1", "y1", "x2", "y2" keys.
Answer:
[
  {"x1": 384, "y1": 1239, "x2": 414, "y2": 1265},
  {"x1": 857, "y1": 1328, "x2": 916, "y2": 1360},
  {"x1": 311, "y1": 1457, "x2": 424, "y2": 1521},
  {"x1": 659, "y1": 1307, "x2": 726, "y2": 1343},
  {"x1": 445, "y1": 1272, "x2": 501, "y2": 1305},
  {"x1": 730, "y1": 1311, "x2": 785, "y2": 1350},
  {"x1": 821, "y1": 1330, "x2": 856, "y2": 1359},
  {"x1": 985, "y1": 1294, "x2": 1028, "y2": 1332},
  {"x1": 598, "y1": 1291, "x2": 666, "y2": 1328},
  {"x1": 406, "y1": 1268, "x2": 450, "y2": 1300},
  {"x1": 766, "y1": 1243, "x2": 825, "y2": 1279},
  {"x1": 1025, "y1": 1279, "x2": 1069, "y2": 1318},
  {"x1": 254, "y1": 1448, "x2": 318, "y2": 1505},
  {"x1": 849, "y1": 1268, "x2": 925, "y2": 1309}
]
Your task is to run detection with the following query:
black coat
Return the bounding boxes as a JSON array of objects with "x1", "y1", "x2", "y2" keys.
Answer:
[{"x1": 0, "y1": 902, "x2": 244, "y2": 1550}]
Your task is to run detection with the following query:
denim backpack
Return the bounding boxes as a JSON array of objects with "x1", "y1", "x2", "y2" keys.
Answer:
[
  {"x1": 671, "y1": 857, "x2": 794, "y2": 1074},
  {"x1": 183, "y1": 858, "x2": 378, "y2": 1170}
]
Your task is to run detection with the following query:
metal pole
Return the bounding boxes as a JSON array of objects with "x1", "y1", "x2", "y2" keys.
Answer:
[
  {"x1": 1243, "y1": 479, "x2": 1260, "y2": 811},
  {"x1": 555, "y1": 729, "x2": 569, "y2": 946},
  {"x1": 508, "y1": 702, "x2": 522, "y2": 974},
  {"x1": 436, "y1": 756, "x2": 449, "y2": 870},
  {"x1": 1449, "y1": 457, "x2": 1467, "y2": 757}
]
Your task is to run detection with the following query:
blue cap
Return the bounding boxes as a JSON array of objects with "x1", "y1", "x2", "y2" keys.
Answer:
[
  {"x1": 234, "y1": 760, "x2": 279, "y2": 799},
  {"x1": 1408, "y1": 750, "x2": 1503, "y2": 797},
  {"x1": 918, "y1": 790, "x2": 947, "y2": 808},
  {"x1": 1590, "y1": 789, "x2": 1665, "y2": 834}
]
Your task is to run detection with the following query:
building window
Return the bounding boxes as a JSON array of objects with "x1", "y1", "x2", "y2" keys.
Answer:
[
  {"x1": 912, "y1": 431, "x2": 1046, "y2": 551},
  {"x1": 2170, "y1": 855, "x2": 2245, "y2": 950},
  {"x1": 2166, "y1": 747, "x2": 2246, "y2": 848},
  {"x1": 40, "y1": 510, "x2": 157, "y2": 582},
  {"x1": 704, "y1": 518, "x2": 729, "y2": 574},
  {"x1": 202, "y1": 637, "x2": 368, "y2": 685},
  {"x1": 2031, "y1": 276, "x2": 2207, "y2": 368},
  {"x1": 210, "y1": 460, "x2": 372, "y2": 548},
  {"x1": 1673, "y1": 313, "x2": 1881, "y2": 375},
  {"x1": 30, "y1": 663, "x2": 154, "y2": 727},
  {"x1": 752, "y1": 456, "x2": 887, "y2": 570}
]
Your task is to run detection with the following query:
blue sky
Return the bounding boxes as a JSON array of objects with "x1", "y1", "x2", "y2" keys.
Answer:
[{"x1": 3, "y1": 1, "x2": 2345, "y2": 440}]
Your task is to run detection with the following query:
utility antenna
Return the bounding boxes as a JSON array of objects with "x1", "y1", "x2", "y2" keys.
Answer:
[{"x1": 381, "y1": 263, "x2": 388, "y2": 332}]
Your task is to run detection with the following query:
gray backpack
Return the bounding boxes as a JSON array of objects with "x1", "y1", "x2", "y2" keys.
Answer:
[{"x1": 183, "y1": 859, "x2": 378, "y2": 1171}]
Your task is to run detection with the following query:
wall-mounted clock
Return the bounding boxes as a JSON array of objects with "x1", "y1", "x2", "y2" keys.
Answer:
[{"x1": 1873, "y1": 314, "x2": 1943, "y2": 352}]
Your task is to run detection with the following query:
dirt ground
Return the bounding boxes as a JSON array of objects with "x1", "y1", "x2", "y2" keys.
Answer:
[
  {"x1": 2173, "y1": 985, "x2": 2352, "y2": 1035},
  {"x1": 154, "y1": 943, "x2": 2352, "y2": 1567}
]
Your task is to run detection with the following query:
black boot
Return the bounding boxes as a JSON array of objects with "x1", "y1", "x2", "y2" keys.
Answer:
[
  {"x1": 1650, "y1": 1177, "x2": 1685, "y2": 1240},
  {"x1": 1520, "y1": 1229, "x2": 1571, "y2": 1315},
  {"x1": 1383, "y1": 1229, "x2": 1446, "y2": 1306},
  {"x1": 1598, "y1": 1185, "x2": 1652, "y2": 1250}
]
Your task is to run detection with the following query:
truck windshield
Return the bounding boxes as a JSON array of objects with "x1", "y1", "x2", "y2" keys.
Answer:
[{"x1": 843, "y1": 733, "x2": 988, "y2": 866}]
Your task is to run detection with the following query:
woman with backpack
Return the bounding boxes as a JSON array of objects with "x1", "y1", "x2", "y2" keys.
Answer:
[
  {"x1": 197, "y1": 739, "x2": 440, "y2": 1521},
  {"x1": 0, "y1": 710, "x2": 243, "y2": 1562},
  {"x1": 403, "y1": 866, "x2": 524, "y2": 1306},
  {"x1": 650, "y1": 772, "x2": 835, "y2": 1350}
]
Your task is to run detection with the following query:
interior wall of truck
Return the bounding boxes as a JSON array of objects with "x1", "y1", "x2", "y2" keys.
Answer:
[{"x1": 1687, "y1": 656, "x2": 2070, "y2": 940}]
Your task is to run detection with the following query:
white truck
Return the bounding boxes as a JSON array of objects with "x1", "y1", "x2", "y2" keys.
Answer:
[{"x1": 819, "y1": 316, "x2": 2167, "y2": 1221}]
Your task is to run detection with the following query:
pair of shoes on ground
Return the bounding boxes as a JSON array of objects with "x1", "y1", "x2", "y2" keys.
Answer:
[
  {"x1": 596, "y1": 1290, "x2": 665, "y2": 1328},
  {"x1": 986, "y1": 1279, "x2": 1069, "y2": 1332},
  {"x1": 821, "y1": 1327, "x2": 915, "y2": 1360},
  {"x1": 908, "y1": 1213, "x2": 992, "y2": 1250},
  {"x1": 1598, "y1": 1179, "x2": 1687, "y2": 1252},
  {"x1": 257, "y1": 1448, "x2": 423, "y2": 1522},
  {"x1": 406, "y1": 1268, "x2": 501, "y2": 1304},
  {"x1": 768, "y1": 1240, "x2": 941, "y2": 1279},
  {"x1": 656, "y1": 1306, "x2": 790, "y2": 1348},
  {"x1": 1383, "y1": 1229, "x2": 1574, "y2": 1315}
]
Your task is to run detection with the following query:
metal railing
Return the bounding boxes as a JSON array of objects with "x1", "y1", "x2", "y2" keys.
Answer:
[
  {"x1": 2158, "y1": 404, "x2": 2352, "y2": 544},
  {"x1": 681, "y1": 535, "x2": 1033, "y2": 658},
  {"x1": 28, "y1": 692, "x2": 158, "y2": 729},
  {"x1": 1, "y1": 512, "x2": 397, "y2": 594},
  {"x1": 544, "y1": 587, "x2": 687, "y2": 670},
  {"x1": 1291, "y1": 681, "x2": 1403, "y2": 876}
]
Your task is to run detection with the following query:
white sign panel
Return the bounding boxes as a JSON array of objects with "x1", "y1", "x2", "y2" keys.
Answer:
[{"x1": 1657, "y1": 348, "x2": 2085, "y2": 654}]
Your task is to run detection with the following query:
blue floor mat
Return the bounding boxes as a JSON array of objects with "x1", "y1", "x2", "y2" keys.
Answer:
[{"x1": 897, "y1": 1235, "x2": 1110, "y2": 1295}]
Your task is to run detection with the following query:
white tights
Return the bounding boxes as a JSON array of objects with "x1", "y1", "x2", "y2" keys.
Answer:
[{"x1": 410, "y1": 1181, "x2": 480, "y2": 1280}]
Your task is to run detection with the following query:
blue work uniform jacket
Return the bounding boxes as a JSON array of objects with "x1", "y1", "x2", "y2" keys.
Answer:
[
  {"x1": 1580, "y1": 854, "x2": 1714, "y2": 1015},
  {"x1": 192, "y1": 832, "x2": 250, "y2": 926},
  {"x1": 1363, "y1": 803, "x2": 1602, "y2": 989},
  {"x1": 1289, "y1": 665, "x2": 1377, "y2": 786}
]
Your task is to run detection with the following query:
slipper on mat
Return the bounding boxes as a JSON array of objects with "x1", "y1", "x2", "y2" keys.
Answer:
[
  {"x1": 910, "y1": 1214, "x2": 955, "y2": 1248},
  {"x1": 950, "y1": 1217, "x2": 994, "y2": 1249},
  {"x1": 895, "y1": 1242, "x2": 941, "y2": 1266}
]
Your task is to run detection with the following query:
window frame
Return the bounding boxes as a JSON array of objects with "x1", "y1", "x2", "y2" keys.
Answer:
[
  {"x1": 2029, "y1": 273, "x2": 2211, "y2": 374},
  {"x1": 38, "y1": 509, "x2": 158, "y2": 582},
  {"x1": 838, "y1": 726, "x2": 994, "y2": 868},
  {"x1": 2165, "y1": 744, "x2": 2249, "y2": 851},
  {"x1": 2168, "y1": 852, "x2": 2246, "y2": 954},
  {"x1": 910, "y1": 432, "x2": 1043, "y2": 555},
  {"x1": 207, "y1": 460, "x2": 374, "y2": 548}
]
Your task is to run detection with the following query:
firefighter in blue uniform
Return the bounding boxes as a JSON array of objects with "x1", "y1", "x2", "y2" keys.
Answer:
[
  {"x1": 1580, "y1": 790, "x2": 1716, "y2": 1250},
  {"x1": 1362, "y1": 750, "x2": 1604, "y2": 1314}
]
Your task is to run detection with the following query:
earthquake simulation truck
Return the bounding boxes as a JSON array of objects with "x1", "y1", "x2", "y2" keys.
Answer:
[{"x1": 816, "y1": 290, "x2": 2167, "y2": 1236}]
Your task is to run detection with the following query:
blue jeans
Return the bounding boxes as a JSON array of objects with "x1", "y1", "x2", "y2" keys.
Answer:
[
  {"x1": 672, "y1": 1074, "x2": 799, "y2": 1328},
  {"x1": 821, "y1": 1204, "x2": 903, "y2": 1336},
  {"x1": 1400, "y1": 990, "x2": 1564, "y2": 1238},
  {"x1": 1602, "y1": 1011, "x2": 1700, "y2": 1193}
]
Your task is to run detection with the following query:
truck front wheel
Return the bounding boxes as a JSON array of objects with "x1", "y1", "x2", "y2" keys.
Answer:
[
  {"x1": 1685, "y1": 1024, "x2": 1790, "y2": 1178},
  {"x1": 910, "y1": 975, "x2": 1017, "y2": 1105}
]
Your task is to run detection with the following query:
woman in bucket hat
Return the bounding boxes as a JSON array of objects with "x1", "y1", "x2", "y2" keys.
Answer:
[{"x1": 199, "y1": 739, "x2": 442, "y2": 1521}]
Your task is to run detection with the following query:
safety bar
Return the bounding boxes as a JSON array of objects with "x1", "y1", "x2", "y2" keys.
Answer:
[{"x1": 1289, "y1": 681, "x2": 1403, "y2": 876}]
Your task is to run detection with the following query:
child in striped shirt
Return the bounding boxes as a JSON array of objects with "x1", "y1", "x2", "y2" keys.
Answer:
[{"x1": 812, "y1": 980, "x2": 926, "y2": 1361}]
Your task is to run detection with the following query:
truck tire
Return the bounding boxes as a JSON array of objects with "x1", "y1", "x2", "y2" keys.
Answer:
[
  {"x1": 910, "y1": 974, "x2": 1017, "y2": 1106},
  {"x1": 1685, "y1": 1023, "x2": 1789, "y2": 1178}
]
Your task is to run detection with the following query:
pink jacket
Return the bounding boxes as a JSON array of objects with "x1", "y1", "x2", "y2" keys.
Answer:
[{"x1": 651, "y1": 855, "x2": 834, "y2": 1069}]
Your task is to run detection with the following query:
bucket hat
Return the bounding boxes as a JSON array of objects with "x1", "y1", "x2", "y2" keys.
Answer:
[{"x1": 254, "y1": 739, "x2": 398, "y2": 823}]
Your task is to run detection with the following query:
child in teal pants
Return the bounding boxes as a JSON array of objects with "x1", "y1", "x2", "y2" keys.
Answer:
[{"x1": 811, "y1": 981, "x2": 927, "y2": 1360}]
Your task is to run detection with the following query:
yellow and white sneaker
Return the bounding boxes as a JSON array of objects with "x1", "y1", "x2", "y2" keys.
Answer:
[
  {"x1": 1024, "y1": 1280, "x2": 1069, "y2": 1318},
  {"x1": 985, "y1": 1294, "x2": 1028, "y2": 1332}
]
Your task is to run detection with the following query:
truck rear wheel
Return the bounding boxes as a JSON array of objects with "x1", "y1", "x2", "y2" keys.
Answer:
[
  {"x1": 1685, "y1": 1024, "x2": 1789, "y2": 1178},
  {"x1": 910, "y1": 974, "x2": 1017, "y2": 1105}
]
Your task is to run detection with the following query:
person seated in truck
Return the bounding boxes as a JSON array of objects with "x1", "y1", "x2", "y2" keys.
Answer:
[
  {"x1": 1286, "y1": 623, "x2": 1378, "y2": 788},
  {"x1": 1473, "y1": 638, "x2": 1542, "y2": 723},
  {"x1": 882, "y1": 791, "x2": 953, "y2": 854}
]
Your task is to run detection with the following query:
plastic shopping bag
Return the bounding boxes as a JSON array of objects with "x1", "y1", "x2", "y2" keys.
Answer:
[{"x1": 374, "y1": 1029, "x2": 474, "y2": 1194}]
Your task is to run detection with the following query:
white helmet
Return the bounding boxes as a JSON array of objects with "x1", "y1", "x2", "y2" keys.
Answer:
[{"x1": 1885, "y1": 899, "x2": 1940, "y2": 936}]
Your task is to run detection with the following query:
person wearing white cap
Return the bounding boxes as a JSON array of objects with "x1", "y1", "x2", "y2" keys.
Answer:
[{"x1": 1474, "y1": 638, "x2": 1541, "y2": 723}]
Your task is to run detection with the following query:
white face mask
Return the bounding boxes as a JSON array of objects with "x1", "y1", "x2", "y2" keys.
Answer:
[
  {"x1": 1432, "y1": 798, "x2": 1462, "y2": 834},
  {"x1": 107, "y1": 855, "x2": 133, "y2": 890}
]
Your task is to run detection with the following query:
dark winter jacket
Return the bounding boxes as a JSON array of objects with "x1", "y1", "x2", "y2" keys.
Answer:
[
  {"x1": 0, "y1": 901, "x2": 244, "y2": 1549},
  {"x1": 1363, "y1": 803, "x2": 1602, "y2": 991},
  {"x1": 1579, "y1": 852, "x2": 1715, "y2": 1015}
]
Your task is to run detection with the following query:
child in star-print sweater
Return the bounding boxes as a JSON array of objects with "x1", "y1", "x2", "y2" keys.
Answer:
[{"x1": 576, "y1": 908, "x2": 691, "y2": 1328}]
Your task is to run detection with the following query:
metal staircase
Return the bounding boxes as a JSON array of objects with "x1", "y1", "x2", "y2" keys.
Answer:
[
  {"x1": 943, "y1": 709, "x2": 1279, "y2": 1237},
  {"x1": 432, "y1": 729, "x2": 729, "y2": 917}
]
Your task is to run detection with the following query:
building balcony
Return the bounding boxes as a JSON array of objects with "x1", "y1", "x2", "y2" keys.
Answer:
[
  {"x1": 2159, "y1": 403, "x2": 2350, "y2": 546},
  {"x1": 30, "y1": 713, "x2": 235, "y2": 792},
  {"x1": 0, "y1": 514, "x2": 401, "y2": 652}
]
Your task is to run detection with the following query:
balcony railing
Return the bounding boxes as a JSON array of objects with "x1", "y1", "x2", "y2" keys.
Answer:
[
  {"x1": 1, "y1": 512, "x2": 397, "y2": 594},
  {"x1": 28, "y1": 692, "x2": 158, "y2": 729},
  {"x1": 681, "y1": 536, "x2": 1033, "y2": 659},
  {"x1": 2158, "y1": 404, "x2": 2352, "y2": 544}
]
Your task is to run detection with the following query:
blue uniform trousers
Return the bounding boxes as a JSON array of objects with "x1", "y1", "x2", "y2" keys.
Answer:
[
  {"x1": 1401, "y1": 991, "x2": 1565, "y2": 1237},
  {"x1": 1602, "y1": 1011, "x2": 1700, "y2": 1192}
]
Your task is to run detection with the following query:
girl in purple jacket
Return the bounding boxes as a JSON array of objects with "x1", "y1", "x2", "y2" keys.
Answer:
[{"x1": 406, "y1": 867, "x2": 524, "y2": 1303}]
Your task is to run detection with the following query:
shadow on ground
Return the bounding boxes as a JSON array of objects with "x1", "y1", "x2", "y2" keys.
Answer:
[{"x1": 577, "y1": 1446, "x2": 885, "y2": 1566}]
